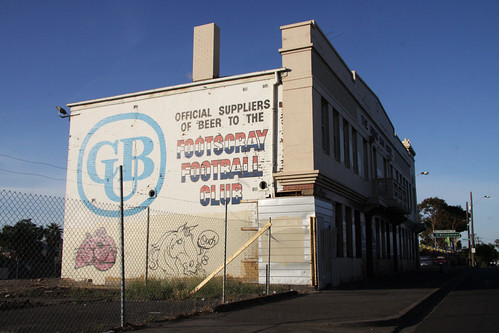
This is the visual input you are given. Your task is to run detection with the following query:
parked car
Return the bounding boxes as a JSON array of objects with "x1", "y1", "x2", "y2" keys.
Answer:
[
  {"x1": 419, "y1": 256, "x2": 433, "y2": 267},
  {"x1": 437, "y1": 256, "x2": 447, "y2": 265}
]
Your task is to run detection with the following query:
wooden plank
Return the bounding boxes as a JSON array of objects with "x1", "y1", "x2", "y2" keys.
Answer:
[
  {"x1": 310, "y1": 216, "x2": 317, "y2": 287},
  {"x1": 191, "y1": 222, "x2": 272, "y2": 294},
  {"x1": 240, "y1": 227, "x2": 258, "y2": 231}
]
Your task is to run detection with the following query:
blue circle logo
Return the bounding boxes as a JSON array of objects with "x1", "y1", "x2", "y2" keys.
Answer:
[{"x1": 77, "y1": 113, "x2": 166, "y2": 217}]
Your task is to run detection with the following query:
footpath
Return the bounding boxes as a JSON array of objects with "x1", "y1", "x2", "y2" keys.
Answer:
[{"x1": 136, "y1": 267, "x2": 464, "y2": 333}]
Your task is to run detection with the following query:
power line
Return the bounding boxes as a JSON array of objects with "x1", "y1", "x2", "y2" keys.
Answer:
[
  {"x1": 0, "y1": 154, "x2": 66, "y2": 170},
  {"x1": 0, "y1": 168, "x2": 254, "y2": 225},
  {"x1": 0, "y1": 168, "x2": 66, "y2": 181},
  {"x1": 0, "y1": 155, "x2": 254, "y2": 223}
]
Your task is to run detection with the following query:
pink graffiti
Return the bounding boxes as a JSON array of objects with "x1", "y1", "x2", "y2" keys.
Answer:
[{"x1": 75, "y1": 228, "x2": 117, "y2": 271}]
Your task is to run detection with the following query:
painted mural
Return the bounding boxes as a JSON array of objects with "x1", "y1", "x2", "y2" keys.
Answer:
[
  {"x1": 62, "y1": 75, "x2": 277, "y2": 283},
  {"x1": 149, "y1": 224, "x2": 219, "y2": 276},
  {"x1": 75, "y1": 228, "x2": 117, "y2": 271}
]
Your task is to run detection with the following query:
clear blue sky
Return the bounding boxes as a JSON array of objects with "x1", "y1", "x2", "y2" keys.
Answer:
[{"x1": 1, "y1": 0, "x2": 498, "y2": 244}]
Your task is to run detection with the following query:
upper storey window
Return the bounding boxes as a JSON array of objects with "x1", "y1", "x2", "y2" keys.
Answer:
[
  {"x1": 333, "y1": 109, "x2": 340, "y2": 161},
  {"x1": 343, "y1": 119, "x2": 350, "y2": 168},
  {"x1": 321, "y1": 97, "x2": 330, "y2": 155}
]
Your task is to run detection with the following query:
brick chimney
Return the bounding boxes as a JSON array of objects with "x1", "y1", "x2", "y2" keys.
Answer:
[{"x1": 192, "y1": 23, "x2": 220, "y2": 82}]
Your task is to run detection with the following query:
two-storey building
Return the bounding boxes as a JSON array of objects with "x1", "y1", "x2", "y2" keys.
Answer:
[{"x1": 62, "y1": 20, "x2": 420, "y2": 288}]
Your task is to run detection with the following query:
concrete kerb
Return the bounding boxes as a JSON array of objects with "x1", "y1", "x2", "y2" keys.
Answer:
[
  {"x1": 330, "y1": 270, "x2": 467, "y2": 330},
  {"x1": 209, "y1": 268, "x2": 467, "y2": 328},
  {"x1": 390, "y1": 270, "x2": 467, "y2": 330},
  {"x1": 213, "y1": 290, "x2": 301, "y2": 312}
]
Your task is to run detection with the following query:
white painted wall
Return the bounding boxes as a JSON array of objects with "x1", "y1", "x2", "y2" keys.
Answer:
[{"x1": 62, "y1": 73, "x2": 283, "y2": 283}]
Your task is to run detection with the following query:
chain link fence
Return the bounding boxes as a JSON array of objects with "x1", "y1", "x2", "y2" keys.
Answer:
[{"x1": 0, "y1": 189, "x2": 311, "y2": 332}]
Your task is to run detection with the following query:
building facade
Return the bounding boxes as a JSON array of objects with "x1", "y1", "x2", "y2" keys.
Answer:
[
  {"x1": 275, "y1": 21, "x2": 419, "y2": 287},
  {"x1": 62, "y1": 21, "x2": 420, "y2": 288}
]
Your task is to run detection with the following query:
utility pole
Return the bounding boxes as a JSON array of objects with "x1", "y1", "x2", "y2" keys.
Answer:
[
  {"x1": 470, "y1": 192, "x2": 476, "y2": 267},
  {"x1": 469, "y1": 192, "x2": 490, "y2": 267},
  {"x1": 466, "y1": 202, "x2": 471, "y2": 266}
]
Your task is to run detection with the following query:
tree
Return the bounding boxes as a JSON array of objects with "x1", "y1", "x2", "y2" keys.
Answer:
[
  {"x1": 443, "y1": 204, "x2": 468, "y2": 232},
  {"x1": 475, "y1": 243, "x2": 498, "y2": 267},
  {"x1": 418, "y1": 197, "x2": 467, "y2": 249},
  {"x1": 419, "y1": 197, "x2": 447, "y2": 231},
  {"x1": 0, "y1": 219, "x2": 63, "y2": 278},
  {"x1": 0, "y1": 219, "x2": 44, "y2": 262},
  {"x1": 44, "y1": 223, "x2": 62, "y2": 275}
]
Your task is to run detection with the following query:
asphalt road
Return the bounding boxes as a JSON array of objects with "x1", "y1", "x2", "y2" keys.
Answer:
[
  {"x1": 406, "y1": 267, "x2": 499, "y2": 333},
  {"x1": 140, "y1": 268, "x2": 460, "y2": 332},
  {"x1": 5, "y1": 267, "x2": 496, "y2": 332}
]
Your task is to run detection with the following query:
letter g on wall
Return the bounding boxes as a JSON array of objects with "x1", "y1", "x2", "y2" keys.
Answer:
[{"x1": 77, "y1": 113, "x2": 166, "y2": 217}]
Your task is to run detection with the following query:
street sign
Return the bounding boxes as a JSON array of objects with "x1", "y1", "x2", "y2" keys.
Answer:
[{"x1": 433, "y1": 232, "x2": 461, "y2": 238}]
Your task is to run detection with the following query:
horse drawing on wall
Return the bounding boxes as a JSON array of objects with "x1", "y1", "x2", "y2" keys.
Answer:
[{"x1": 149, "y1": 223, "x2": 219, "y2": 276}]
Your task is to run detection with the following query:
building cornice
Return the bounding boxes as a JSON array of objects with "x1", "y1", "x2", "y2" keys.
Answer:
[{"x1": 274, "y1": 170, "x2": 367, "y2": 204}]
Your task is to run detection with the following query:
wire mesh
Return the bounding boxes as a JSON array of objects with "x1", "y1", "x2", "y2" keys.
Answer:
[{"x1": 0, "y1": 189, "x2": 311, "y2": 332}]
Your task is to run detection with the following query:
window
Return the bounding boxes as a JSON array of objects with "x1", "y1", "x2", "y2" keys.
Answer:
[
  {"x1": 383, "y1": 158, "x2": 391, "y2": 178},
  {"x1": 352, "y1": 128, "x2": 359, "y2": 174},
  {"x1": 380, "y1": 221, "x2": 386, "y2": 258},
  {"x1": 343, "y1": 119, "x2": 350, "y2": 168},
  {"x1": 386, "y1": 223, "x2": 391, "y2": 259},
  {"x1": 376, "y1": 151, "x2": 384, "y2": 178},
  {"x1": 333, "y1": 109, "x2": 340, "y2": 160},
  {"x1": 345, "y1": 206, "x2": 353, "y2": 258},
  {"x1": 321, "y1": 97, "x2": 330, "y2": 154},
  {"x1": 372, "y1": 147, "x2": 378, "y2": 179},
  {"x1": 363, "y1": 138, "x2": 369, "y2": 180},
  {"x1": 335, "y1": 203, "x2": 344, "y2": 258},
  {"x1": 355, "y1": 210, "x2": 362, "y2": 258},
  {"x1": 375, "y1": 218, "x2": 381, "y2": 258}
]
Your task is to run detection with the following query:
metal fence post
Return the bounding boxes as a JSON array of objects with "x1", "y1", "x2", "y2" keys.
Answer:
[
  {"x1": 145, "y1": 206, "x2": 150, "y2": 285},
  {"x1": 222, "y1": 201, "x2": 228, "y2": 303},
  {"x1": 119, "y1": 166, "x2": 126, "y2": 327},
  {"x1": 267, "y1": 217, "x2": 271, "y2": 295}
]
